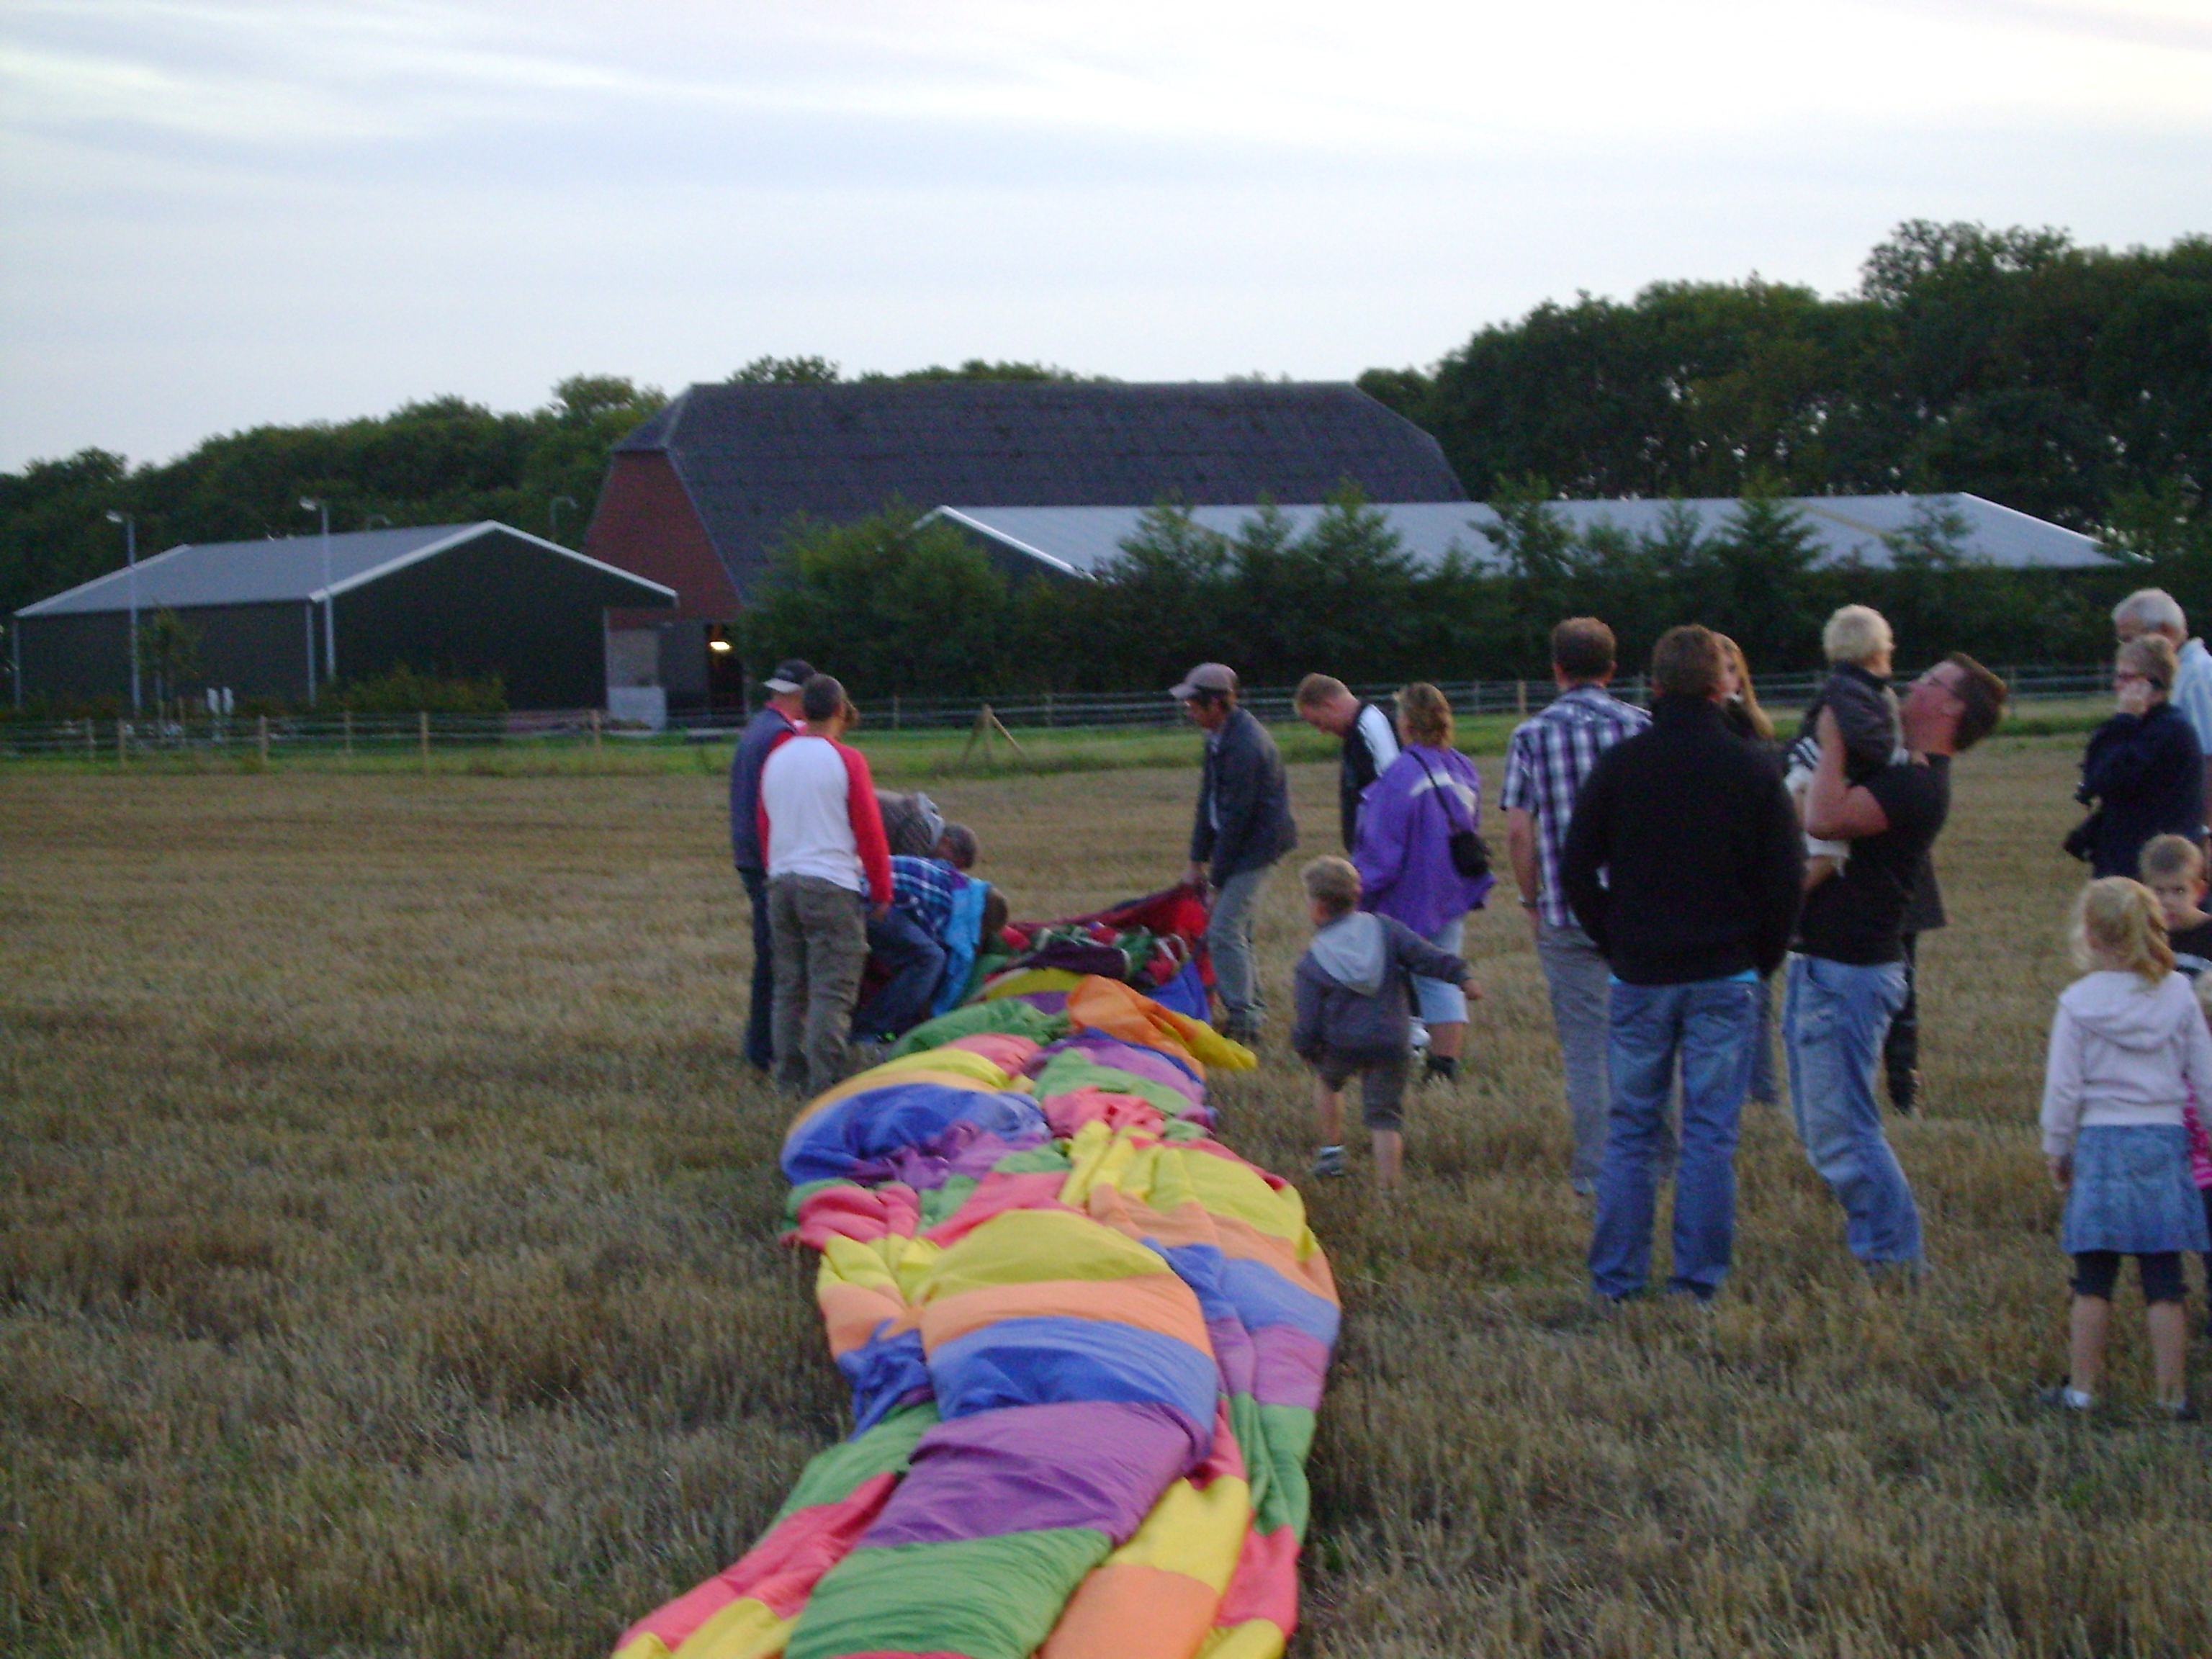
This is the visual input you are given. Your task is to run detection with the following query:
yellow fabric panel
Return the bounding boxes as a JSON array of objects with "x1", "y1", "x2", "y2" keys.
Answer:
[
  {"x1": 981, "y1": 967, "x2": 1084, "y2": 1000},
  {"x1": 1195, "y1": 1619, "x2": 1287, "y2": 1659},
  {"x1": 670, "y1": 1596, "x2": 793, "y2": 1659},
  {"x1": 816, "y1": 1233, "x2": 941, "y2": 1305},
  {"x1": 612, "y1": 1637, "x2": 672, "y2": 1659},
  {"x1": 914, "y1": 1207, "x2": 1169, "y2": 1300},
  {"x1": 1105, "y1": 1475, "x2": 1252, "y2": 1591},
  {"x1": 1065, "y1": 1128, "x2": 1308, "y2": 1245}
]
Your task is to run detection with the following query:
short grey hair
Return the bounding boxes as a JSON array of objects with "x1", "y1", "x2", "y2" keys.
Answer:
[{"x1": 2114, "y1": 588, "x2": 2188, "y2": 639}]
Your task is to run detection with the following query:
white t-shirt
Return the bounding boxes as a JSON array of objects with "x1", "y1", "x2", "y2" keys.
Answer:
[{"x1": 760, "y1": 735, "x2": 866, "y2": 893}]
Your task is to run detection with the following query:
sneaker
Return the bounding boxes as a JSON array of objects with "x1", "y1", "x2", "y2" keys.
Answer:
[
  {"x1": 1310, "y1": 1145, "x2": 1347, "y2": 1179},
  {"x1": 1217, "y1": 1017, "x2": 1262, "y2": 1048},
  {"x1": 2163, "y1": 1398, "x2": 2200, "y2": 1424},
  {"x1": 2038, "y1": 1382, "x2": 2095, "y2": 1413},
  {"x1": 1422, "y1": 1053, "x2": 1458, "y2": 1086},
  {"x1": 1888, "y1": 1069, "x2": 1920, "y2": 1113}
]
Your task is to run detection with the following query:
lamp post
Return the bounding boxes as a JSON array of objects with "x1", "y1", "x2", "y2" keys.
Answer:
[
  {"x1": 104, "y1": 510, "x2": 139, "y2": 715},
  {"x1": 300, "y1": 497, "x2": 334, "y2": 693},
  {"x1": 549, "y1": 495, "x2": 577, "y2": 541}
]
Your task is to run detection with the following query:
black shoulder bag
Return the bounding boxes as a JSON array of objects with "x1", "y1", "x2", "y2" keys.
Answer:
[{"x1": 1411, "y1": 751, "x2": 1491, "y2": 879}]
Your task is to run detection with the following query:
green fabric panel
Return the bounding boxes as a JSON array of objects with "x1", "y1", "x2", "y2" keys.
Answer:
[
  {"x1": 917, "y1": 1176, "x2": 979, "y2": 1227},
  {"x1": 989, "y1": 1145, "x2": 1074, "y2": 1174},
  {"x1": 1030, "y1": 1053, "x2": 1193, "y2": 1119},
  {"x1": 1161, "y1": 1118, "x2": 1210, "y2": 1141},
  {"x1": 887, "y1": 999, "x2": 1068, "y2": 1058},
  {"x1": 1244, "y1": 1398, "x2": 1316, "y2": 1538},
  {"x1": 785, "y1": 1528, "x2": 1112, "y2": 1659},
  {"x1": 770, "y1": 1402, "x2": 940, "y2": 1524}
]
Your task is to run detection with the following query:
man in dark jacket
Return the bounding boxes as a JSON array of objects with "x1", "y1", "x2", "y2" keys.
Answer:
[
  {"x1": 1562, "y1": 625, "x2": 1803, "y2": 1303},
  {"x1": 729, "y1": 658, "x2": 812, "y2": 1071},
  {"x1": 1176, "y1": 663, "x2": 1298, "y2": 1043}
]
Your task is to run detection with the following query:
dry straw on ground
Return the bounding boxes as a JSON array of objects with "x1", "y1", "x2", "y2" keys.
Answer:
[{"x1": 4, "y1": 744, "x2": 2209, "y2": 1658}]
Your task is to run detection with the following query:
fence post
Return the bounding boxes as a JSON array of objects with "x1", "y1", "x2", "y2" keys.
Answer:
[
  {"x1": 256, "y1": 714, "x2": 269, "y2": 765},
  {"x1": 1046, "y1": 690, "x2": 1056, "y2": 729},
  {"x1": 343, "y1": 710, "x2": 354, "y2": 758},
  {"x1": 116, "y1": 719, "x2": 127, "y2": 765},
  {"x1": 418, "y1": 710, "x2": 431, "y2": 773},
  {"x1": 590, "y1": 708, "x2": 602, "y2": 751},
  {"x1": 1516, "y1": 680, "x2": 1527, "y2": 716},
  {"x1": 892, "y1": 694, "x2": 901, "y2": 731}
]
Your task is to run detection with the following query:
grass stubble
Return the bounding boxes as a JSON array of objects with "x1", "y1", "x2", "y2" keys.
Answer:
[{"x1": 2, "y1": 742, "x2": 2208, "y2": 1657}]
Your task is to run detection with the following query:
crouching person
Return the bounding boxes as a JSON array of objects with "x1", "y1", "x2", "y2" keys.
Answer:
[{"x1": 1292, "y1": 855, "x2": 1480, "y2": 1195}]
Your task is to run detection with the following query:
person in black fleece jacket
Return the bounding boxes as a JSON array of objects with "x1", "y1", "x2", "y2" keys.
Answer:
[{"x1": 1561, "y1": 625, "x2": 1804, "y2": 1303}]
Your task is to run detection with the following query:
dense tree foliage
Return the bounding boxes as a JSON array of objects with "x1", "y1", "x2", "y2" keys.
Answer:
[
  {"x1": 741, "y1": 485, "x2": 2141, "y2": 696},
  {"x1": 1362, "y1": 221, "x2": 2212, "y2": 542}
]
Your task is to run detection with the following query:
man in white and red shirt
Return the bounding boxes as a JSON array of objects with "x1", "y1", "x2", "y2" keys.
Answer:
[{"x1": 758, "y1": 674, "x2": 894, "y2": 1095}]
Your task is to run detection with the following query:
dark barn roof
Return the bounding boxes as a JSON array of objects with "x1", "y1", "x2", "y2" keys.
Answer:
[{"x1": 609, "y1": 379, "x2": 1467, "y2": 602}]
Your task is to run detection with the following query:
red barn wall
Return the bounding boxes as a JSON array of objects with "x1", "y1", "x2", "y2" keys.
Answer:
[{"x1": 584, "y1": 452, "x2": 741, "y2": 626}]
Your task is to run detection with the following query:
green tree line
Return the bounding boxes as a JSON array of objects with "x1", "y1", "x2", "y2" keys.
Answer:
[
  {"x1": 1359, "y1": 220, "x2": 2212, "y2": 549},
  {"x1": 738, "y1": 485, "x2": 2168, "y2": 696}
]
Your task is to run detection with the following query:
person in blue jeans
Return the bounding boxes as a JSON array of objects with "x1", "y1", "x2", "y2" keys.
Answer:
[
  {"x1": 1791, "y1": 653, "x2": 2009, "y2": 1273},
  {"x1": 729, "y1": 659, "x2": 813, "y2": 1071},
  {"x1": 1562, "y1": 626, "x2": 1804, "y2": 1303}
]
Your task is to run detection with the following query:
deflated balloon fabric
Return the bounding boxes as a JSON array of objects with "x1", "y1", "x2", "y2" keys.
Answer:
[{"x1": 613, "y1": 976, "x2": 1330, "y2": 1659}]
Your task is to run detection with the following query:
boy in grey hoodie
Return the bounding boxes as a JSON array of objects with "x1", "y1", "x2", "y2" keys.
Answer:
[{"x1": 1292, "y1": 855, "x2": 1478, "y2": 1192}]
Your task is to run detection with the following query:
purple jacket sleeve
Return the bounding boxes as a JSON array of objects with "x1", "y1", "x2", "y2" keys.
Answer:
[{"x1": 1352, "y1": 763, "x2": 1411, "y2": 904}]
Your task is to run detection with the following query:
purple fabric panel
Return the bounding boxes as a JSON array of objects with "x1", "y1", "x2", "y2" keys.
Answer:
[
  {"x1": 1249, "y1": 1324, "x2": 1331, "y2": 1409},
  {"x1": 1009, "y1": 992, "x2": 1070, "y2": 1014},
  {"x1": 1031, "y1": 1035, "x2": 1203, "y2": 1102},
  {"x1": 860, "y1": 1399, "x2": 1206, "y2": 1548},
  {"x1": 1207, "y1": 1314, "x2": 1255, "y2": 1399},
  {"x1": 879, "y1": 1128, "x2": 1048, "y2": 1190}
]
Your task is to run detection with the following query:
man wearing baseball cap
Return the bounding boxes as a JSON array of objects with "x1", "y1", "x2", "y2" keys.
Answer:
[
  {"x1": 1174, "y1": 662, "x2": 1297, "y2": 1043},
  {"x1": 731, "y1": 658, "x2": 815, "y2": 1070}
]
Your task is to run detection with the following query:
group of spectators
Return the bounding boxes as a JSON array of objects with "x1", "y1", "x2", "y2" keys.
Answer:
[{"x1": 729, "y1": 660, "x2": 997, "y2": 1097}]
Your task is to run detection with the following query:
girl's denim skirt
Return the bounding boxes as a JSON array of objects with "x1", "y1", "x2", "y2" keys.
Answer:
[{"x1": 2062, "y1": 1124, "x2": 2212, "y2": 1254}]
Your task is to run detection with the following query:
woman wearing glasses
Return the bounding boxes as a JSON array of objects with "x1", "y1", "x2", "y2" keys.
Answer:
[{"x1": 2077, "y1": 635, "x2": 2206, "y2": 880}]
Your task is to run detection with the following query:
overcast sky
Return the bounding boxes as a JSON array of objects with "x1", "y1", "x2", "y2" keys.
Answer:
[{"x1": 3, "y1": 0, "x2": 2208, "y2": 471}]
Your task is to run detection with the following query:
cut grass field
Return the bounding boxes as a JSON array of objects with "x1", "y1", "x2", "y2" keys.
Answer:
[{"x1": 4, "y1": 738, "x2": 2209, "y2": 1657}]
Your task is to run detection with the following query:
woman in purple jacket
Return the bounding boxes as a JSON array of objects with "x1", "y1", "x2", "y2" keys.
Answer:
[{"x1": 1352, "y1": 683, "x2": 1496, "y2": 1083}]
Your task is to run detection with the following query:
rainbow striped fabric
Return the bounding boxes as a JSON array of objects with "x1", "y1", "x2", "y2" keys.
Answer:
[{"x1": 614, "y1": 976, "x2": 1338, "y2": 1659}]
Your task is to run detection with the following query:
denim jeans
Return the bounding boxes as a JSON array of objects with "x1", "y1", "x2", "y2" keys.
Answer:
[
  {"x1": 1784, "y1": 953, "x2": 1923, "y2": 1267},
  {"x1": 1206, "y1": 865, "x2": 1272, "y2": 1028},
  {"x1": 739, "y1": 866, "x2": 775, "y2": 1071},
  {"x1": 1536, "y1": 917, "x2": 1614, "y2": 1192},
  {"x1": 1412, "y1": 914, "x2": 1469, "y2": 1025},
  {"x1": 852, "y1": 903, "x2": 946, "y2": 1041},
  {"x1": 1589, "y1": 976, "x2": 1758, "y2": 1300}
]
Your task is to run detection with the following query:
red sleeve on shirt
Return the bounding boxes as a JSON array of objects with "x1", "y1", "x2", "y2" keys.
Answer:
[
  {"x1": 838, "y1": 742, "x2": 894, "y2": 907},
  {"x1": 755, "y1": 725, "x2": 796, "y2": 868}
]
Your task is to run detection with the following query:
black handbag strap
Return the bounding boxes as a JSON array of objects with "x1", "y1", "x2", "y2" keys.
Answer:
[{"x1": 1409, "y1": 750, "x2": 1471, "y2": 833}]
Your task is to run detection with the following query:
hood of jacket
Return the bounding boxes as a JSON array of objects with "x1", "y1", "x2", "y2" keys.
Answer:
[
  {"x1": 2059, "y1": 968, "x2": 2199, "y2": 1048},
  {"x1": 1308, "y1": 912, "x2": 1388, "y2": 997}
]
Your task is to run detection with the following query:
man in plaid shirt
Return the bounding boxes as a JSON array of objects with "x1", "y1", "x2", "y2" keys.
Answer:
[{"x1": 1501, "y1": 618, "x2": 1650, "y2": 1195}]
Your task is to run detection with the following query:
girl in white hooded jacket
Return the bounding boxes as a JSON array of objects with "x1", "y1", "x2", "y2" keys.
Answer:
[{"x1": 2041, "y1": 876, "x2": 2212, "y2": 1417}]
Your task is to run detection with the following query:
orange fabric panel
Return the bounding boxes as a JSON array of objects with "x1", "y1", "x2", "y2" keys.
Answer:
[
  {"x1": 920, "y1": 1273, "x2": 1212, "y2": 1353},
  {"x1": 1038, "y1": 1562, "x2": 1221, "y2": 1659}
]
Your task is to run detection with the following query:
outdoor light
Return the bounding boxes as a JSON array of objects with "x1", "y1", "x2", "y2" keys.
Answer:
[
  {"x1": 709, "y1": 638, "x2": 733, "y2": 653},
  {"x1": 105, "y1": 509, "x2": 139, "y2": 715},
  {"x1": 300, "y1": 497, "x2": 333, "y2": 695}
]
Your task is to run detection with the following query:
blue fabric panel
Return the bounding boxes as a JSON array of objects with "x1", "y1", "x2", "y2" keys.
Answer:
[
  {"x1": 935, "y1": 879, "x2": 991, "y2": 1017},
  {"x1": 930, "y1": 1316, "x2": 1219, "y2": 1427},
  {"x1": 1163, "y1": 1242, "x2": 1341, "y2": 1344},
  {"x1": 1151, "y1": 958, "x2": 1210, "y2": 1020},
  {"x1": 838, "y1": 1326, "x2": 934, "y2": 1434},
  {"x1": 782, "y1": 1083, "x2": 1048, "y2": 1184}
]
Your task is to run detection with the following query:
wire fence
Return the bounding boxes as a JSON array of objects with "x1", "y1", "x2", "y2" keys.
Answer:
[{"x1": 0, "y1": 665, "x2": 2115, "y2": 760}]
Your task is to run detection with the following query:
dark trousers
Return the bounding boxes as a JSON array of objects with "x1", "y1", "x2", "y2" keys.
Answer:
[
  {"x1": 1883, "y1": 933, "x2": 1920, "y2": 1103},
  {"x1": 853, "y1": 904, "x2": 947, "y2": 1041},
  {"x1": 740, "y1": 866, "x2": 774, "y2": 1071}
]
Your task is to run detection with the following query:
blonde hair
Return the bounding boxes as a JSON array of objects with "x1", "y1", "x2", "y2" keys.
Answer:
[
  {"x1": 2139, "y1": 833, "x2": 2206, "y2": 886},
  {"x1": 1822, "y1": 605, "x2": 1894, "y2": 667},
  {"x1": 1302, "y1": 855, "x2": 1362, "y2": 918},
  {"x1": 1395, "y1": 681, "x2": 1454, "y2": 748},
  {"x1": 2071, "y1": 878, "x2": 2175, "y2": 981},
  {"x1": 1294, "y1": 673, "x2": 1349, "y2": 711},
  {"x1": 2118, "y1": 633, "x2": 2179, "y2": 692}
]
